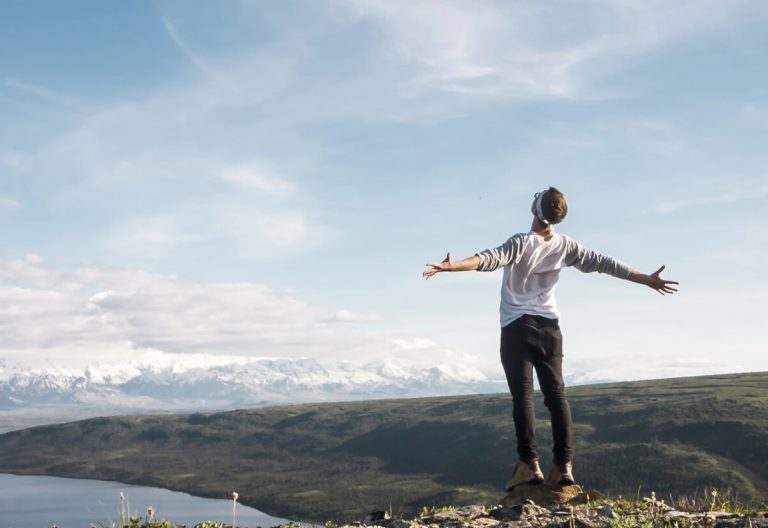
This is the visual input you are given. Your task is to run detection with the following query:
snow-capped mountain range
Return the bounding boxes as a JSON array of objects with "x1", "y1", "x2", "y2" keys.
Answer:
[{"x1": 0, "y1": 357, "x2": 510, "y2": 412}]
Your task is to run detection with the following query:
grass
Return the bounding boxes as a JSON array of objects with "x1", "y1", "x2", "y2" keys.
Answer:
[
  {"x1": 1, "y1": 371, "x2": 767, "y2": 523},
  {"x1": 419, "y1": 505, "x2": 457, "y2": 516},
  {"x1": 667, "y1": 486, "x2": 767, "y2": 516},
  {"x1": 87, "y1": 488, "x2": 766, "y2": 528}
]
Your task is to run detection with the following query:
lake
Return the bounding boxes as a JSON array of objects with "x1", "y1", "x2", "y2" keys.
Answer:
[{"x1": 0, "y1": 473, "x2": 303, "y2": 528}]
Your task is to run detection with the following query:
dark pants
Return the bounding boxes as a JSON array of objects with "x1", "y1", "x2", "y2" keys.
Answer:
[{"x1": 500, "y1": 314, "x2": 573, "y2": 465}]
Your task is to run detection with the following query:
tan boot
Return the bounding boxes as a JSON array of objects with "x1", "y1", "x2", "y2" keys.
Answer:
[
  {"x1": 547, "y1": 460, "x2": 575, "y2": 486},
  {"x1": 505, "y1": 459, "x2": 545, "y2": 491}
]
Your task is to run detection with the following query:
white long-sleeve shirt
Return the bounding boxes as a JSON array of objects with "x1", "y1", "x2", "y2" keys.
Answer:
[{"x1": 475, "y1": 230, "x2": 630, "y2": 327}]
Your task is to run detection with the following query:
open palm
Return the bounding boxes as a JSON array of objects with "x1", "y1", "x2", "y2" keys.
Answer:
[
  {"x1": 423, "y1": 252, "x2": 452, "y2": 279},
  {"x1": 647, "y1": 265, "x2": 678, "y2": 295}
]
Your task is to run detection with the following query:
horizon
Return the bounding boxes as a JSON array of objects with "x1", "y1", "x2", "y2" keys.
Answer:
[
  {"x1": 2, "y1": 359, "x2": 764, "y2": 431},
  {"x1": 2, "y1": 1, "x2": 768, "y2": 405}
]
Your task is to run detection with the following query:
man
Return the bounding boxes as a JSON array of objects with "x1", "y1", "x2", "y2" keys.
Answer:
[{"x1": 422, "y1": 187, "x2": 678, "y2": 491}]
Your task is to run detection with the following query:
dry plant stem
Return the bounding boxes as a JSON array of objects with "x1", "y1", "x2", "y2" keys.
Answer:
[{"x1": 232, "y1": 491, "x2": 239, "y2": 528}]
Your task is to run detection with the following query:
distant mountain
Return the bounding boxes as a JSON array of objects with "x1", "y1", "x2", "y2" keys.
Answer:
[
  {"x1": 1, "y1": 371, "x2": 766, "y2": 523},
  {"x1": 0, "y1": 357, "x2": 510, "y2": 412}
]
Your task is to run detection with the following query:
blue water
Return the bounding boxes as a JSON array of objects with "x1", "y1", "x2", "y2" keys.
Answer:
[{"x1": 0, "y1": 474, "x2": 303, "y2": 528}]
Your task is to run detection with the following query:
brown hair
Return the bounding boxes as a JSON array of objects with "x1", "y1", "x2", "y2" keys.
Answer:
[{"x1": 541, "y1": 187, "x2": 568, "y2": 224}]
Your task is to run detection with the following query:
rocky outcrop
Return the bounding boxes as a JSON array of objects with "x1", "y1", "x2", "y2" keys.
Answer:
[
  {"x1": 499, "y1": 482, "x2": 600, "y2": 508},
  {"x1": 116, "y1": 489, "x2": 768, "y2": 528},
  {"x1": 332, "y1": 491, "x2": 768, "y2": 528}
]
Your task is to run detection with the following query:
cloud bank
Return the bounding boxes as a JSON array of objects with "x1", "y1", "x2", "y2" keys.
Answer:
[{"x1": 0, "y1": 255, "x2": 471, "y2": 372}]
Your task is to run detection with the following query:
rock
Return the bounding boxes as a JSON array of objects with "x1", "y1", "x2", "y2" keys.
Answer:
[
  {"x1": 715, "y1": 519, "x2": 768, "y2": 528},
  {"x1": 470, "y1": 518, "x2": 500, "y2": 528},
  {"x1": 391, "y1": 501, "x2": 768, "y2": 528},
  {"x1": 664, "y1": 510, "x2": 692, "y2": 519},
  {"x1": 488, "y1": 505, "x2": 522, "y2": 521},
  {"x1": 565, "y1": 489, "x2": 605, "y2": 506},
  {"x1": 421, "y1": 510, "x2": 461, "y2": 523},
  {"x1": 453, "y1": 505, "x2": 487, "y2": 519},
  {"x1": 500, "y1": 483, "x2": 583, "y2": 508},
  {"x1": 513, "y1": 521, "x2": 535, "y2": 528},
  {"x1": 420, "y1": 507, "x2": 485, "y2": 524},
  {"x1": 382, "y1": 521, "x2": 410, "y2": 528},
  {"x1": 569, "y1": 514, "x2": 597, "y2": 528},
  {"x1": 598, "y1": 506, "x2": 618, "y2": 519},
  {"x1": 521, "y1": 503, "x2": 550, "y2": 517},
  {"x1": 361, "y1": 511, "x2": 389, "y2": 525},
  {"x1": 551, "y1": 505, "x2": 573, "y2": 515},
  {"x1": 356, "y1": 511, "x2": 409, "y2": 528},
  {"x1": 705, "y1": 512, "x2": 739, "y2": 519}
]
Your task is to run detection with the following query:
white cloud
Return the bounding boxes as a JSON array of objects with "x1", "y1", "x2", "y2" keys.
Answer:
[
  {"x1": 0, "y1": 256, "x2": 455, "y2": 370},
  {"x1": 390, "y1": 337, "x2": 438, "y2": 350},
  {"x1": 162, "y1": 19, "x2": 222, "y2": 80},
  {"x1": 0, "y1": 254, "x2": 762, "y2": 383},
  {"x1": 100, "y1": 197, "x2": 325, "y2": 264},
  {"x1": 4, "y1": 78, "x2": 84, "y2": 109},
  {"x1": 0, "y1": 196, "x2": 21, "y2": 210},
  {"x1": 324, "y1": 309, "x2": 381, "y2": 323},
  {"x1": 103, "y1": 213, "x2": 198, "y2": 260},
  {"x1": 23, "y1": 254, "x2": 44, "y2": 264},
  {"x1": 7, "y1": 47, "x2": 335, "y2": 263},
  {"x1": 8, "y1": 1, "x2": 758, "y2": 274},
  {"x1": 337, "y1": 0, "x2": 764, "y2": 99},
  {"x1": 651, "y1": 176, "x2": 768, "y2": 214},
  {"x1": 218, "y1": 163, "x2": 296, "y2": 196}
]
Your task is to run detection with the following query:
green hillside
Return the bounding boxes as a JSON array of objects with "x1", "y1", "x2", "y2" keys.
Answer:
[{"x1": 0, "y1": 372, "x2": 766, "y2": 523}]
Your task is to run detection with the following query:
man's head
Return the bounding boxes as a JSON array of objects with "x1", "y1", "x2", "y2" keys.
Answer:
[{"x1": 532, "y1": 187, "x2": 568, "y2": 226}]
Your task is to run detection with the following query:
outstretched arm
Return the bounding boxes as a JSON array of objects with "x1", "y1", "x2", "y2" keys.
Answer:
[
  {"x1": 565, "y1": 237, "x2": 678, "y2": 295},
  {"x1": 423, "y1": 252, "x2": 480, "y2": 279},
  {"x1": 626, "y1": 264, "x2": 678, "y2": 295},
  {"x1": 424, "y1": 234, "x2": 525, "y2": 279}
]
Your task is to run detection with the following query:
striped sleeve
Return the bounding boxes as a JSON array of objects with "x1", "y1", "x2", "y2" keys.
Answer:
[
  {"x1": 564, "y1": 237, "x2": 631, "y2": 279},
  {"x1": 475, "y1": 233, "x2": 526, "y2": 272}
]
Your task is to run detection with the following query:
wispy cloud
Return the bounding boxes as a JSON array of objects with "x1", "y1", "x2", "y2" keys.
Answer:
[
  {"x1": 338, "y1": 0, "x2": 764, "y2": 99},
  {"x1": 102, "y1": 213, "x2": 199, "y2": 260},
  {"x1": 13, "y1": 80, "x2": 333, "y2": 264},
  {"x1": 0, "y1": 196, "x2": 21, "y2": 210},
  {"x1": 218, "y1": 163, "x2": 296, "y2": 196},
  {"x1": 651, "y1": 177, "x2": 768, "y2": 214},
  {"x1": 4, "y1": 78, "x2": 85, "y2": 109},
  {"x1": 163, "y1": 19, "x2": 223, "y2": 80}
]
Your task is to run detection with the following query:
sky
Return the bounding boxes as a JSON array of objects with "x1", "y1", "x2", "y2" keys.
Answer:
[{"x1": 1, "y1": 0, "x2": 767, "y2": 383}]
